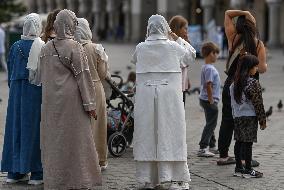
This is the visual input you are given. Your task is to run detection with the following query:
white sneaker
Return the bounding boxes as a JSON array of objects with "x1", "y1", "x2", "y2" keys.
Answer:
[
  {"x1": 169, "y1": 181, "x2": 189, "y2": 190},
  {"x1": 6, "y1": 174, "x2": 29, "y2": 184},
  {"x1": 127, "y1": 141, "x2": 133, "y2": 148},
  {"x1": 28, "y1": 180, "x2": 44, "y2": 185},
  {"x1": 197, "y1": 148, "x2": 215, "y2": 157}
]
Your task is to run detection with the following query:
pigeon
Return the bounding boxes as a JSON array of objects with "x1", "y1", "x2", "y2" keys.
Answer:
[
  {"x1": 265, "y1": 106, "x2": 273, "y2": 120},
  {"x1": 261, "y1": 87, "x2": 265, "y2": 92},
  {"x1": 277, "y1": 100, "x2": 283, "y2": 112}
]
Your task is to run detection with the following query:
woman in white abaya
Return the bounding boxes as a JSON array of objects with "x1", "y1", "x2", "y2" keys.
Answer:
[{"x1": 132, "y1": 14, "x2": 193, "y2": 190}]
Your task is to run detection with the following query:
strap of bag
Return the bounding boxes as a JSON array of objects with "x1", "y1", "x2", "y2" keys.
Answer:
[
  {"x1": 52, "y1": 40, "x2": 75, "y2": 74},
  {"x1": 225, "y1": 43, "x2": 243, "y2": 74},
  {"x1": 52, "y1": 40, "x2": 64, "y2": 64}
]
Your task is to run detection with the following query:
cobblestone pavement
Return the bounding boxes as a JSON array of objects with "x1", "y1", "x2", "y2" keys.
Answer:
[{"x1": 0, "y1": 43, "x2": 283, "y2": 189}]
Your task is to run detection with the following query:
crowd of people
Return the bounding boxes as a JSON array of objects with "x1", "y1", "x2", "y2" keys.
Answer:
[{"x1": 0, "y1": 8, "x2": 268, "y2": 190}]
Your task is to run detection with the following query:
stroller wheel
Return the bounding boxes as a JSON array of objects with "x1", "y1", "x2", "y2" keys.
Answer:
[{"x1": 108, "y1": 132, "x2": 127, "y2": 157}]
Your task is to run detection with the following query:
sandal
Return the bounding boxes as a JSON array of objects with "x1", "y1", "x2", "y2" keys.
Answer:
[{"x1": 217, "y1": 156, "x2": 236, "y2": 165}]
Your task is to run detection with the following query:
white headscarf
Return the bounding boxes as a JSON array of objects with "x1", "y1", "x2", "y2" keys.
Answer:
[
  {"x1": 21, "y1": 13, "x2": 42, "y2": 40},
  {"x1": 146, "y1": 14, "x2": 171, "y2": 41},
  {"x1": 21, "y1": 13, "x2": 45, "y2": 85},
  {"x1": 74, "y1": 18, "x2": 108, "y2": 62},
  {"x1": 74, "y1": 18, "x2": 92, "y2": 44},
  {"x1": 54, "y1": 9, "x2": 77, "y2": 40}
]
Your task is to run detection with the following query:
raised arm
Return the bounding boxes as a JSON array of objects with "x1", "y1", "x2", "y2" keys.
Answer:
[
  {"x1": 256, "y1": 41, "x2": 267, "y2": 73},
  {"x1": 225, "y1": 10, "x2": 255, "y2": 25},
  {"x1": 224, "y1": 10, "x2": 256, "y2": 49},
  {"x1": 169, "y1": 32, "x2": 196, "y2": 67},
  {"x1": 176, "y1": 37, "x2": 196, "y2": 62}
]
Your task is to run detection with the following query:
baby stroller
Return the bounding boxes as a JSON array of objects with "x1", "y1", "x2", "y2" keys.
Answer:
[{"x1": 105, "y1": 75, "x2": 134, "y2": 157}]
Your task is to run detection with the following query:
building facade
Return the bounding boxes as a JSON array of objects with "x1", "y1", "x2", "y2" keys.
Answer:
[{"x1": 23, "y1": 0, "x2": 284, "y2": 47}]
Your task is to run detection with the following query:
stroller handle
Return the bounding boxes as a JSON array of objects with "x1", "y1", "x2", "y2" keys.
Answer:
[
  {"x1": 105, "y1": 78, "x2": 134, "y2": 107},
  {"x1": 110, "y1": 74, "x2": 123, "y2": 88}
]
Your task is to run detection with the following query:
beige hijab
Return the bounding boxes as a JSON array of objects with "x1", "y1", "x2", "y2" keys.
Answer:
[
  {"x1": 54, "y1": 9, "x2": 77, "y2": 40},
  {"x1": 74, "y1": 18, "x2": 92, "y2": 44},
  {"x1": 75, "y1": 18, "x2": 108, "y2": 62}
]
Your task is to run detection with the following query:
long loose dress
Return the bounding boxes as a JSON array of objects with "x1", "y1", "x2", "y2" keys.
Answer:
[
  {"x1": 40, "y1": 38, "x2": 102, "y2": 189},
  {"x1": 1, "y1": 40, "x2": 42, "y2": 174},
  {"x1": 82, "y1": 42, "x2": 109, "y2": 165},
  {"x1": 132, "y1": 38, "x2": 192, "y2": 185}
]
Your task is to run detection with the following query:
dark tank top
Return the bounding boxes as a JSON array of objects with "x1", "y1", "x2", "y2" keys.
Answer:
[{"x1": 226, "y1": 35, "x2": 260, "y2": 80}]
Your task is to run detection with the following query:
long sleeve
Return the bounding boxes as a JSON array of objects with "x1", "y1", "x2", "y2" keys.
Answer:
[
  {"x1": 176, "y1": 37, "x2": 196, "y2": 67},
  {"x1": 96, "y1": 54, "x2": 109, "y2": 80},
  {"x1": 175, "y1": 37, "x2": 196, "y2": 91},
  {"x1": 71, "y1": 44, "x2": 96, "y2": 111},
  {"x1": 245, "y1": 79, "x2": 266, "y2": 126},
  {"x1": 131, "y1": 47, "x2": 137, "y2": 65},
  {"x1": 6, "y1": 44, "x2": 15, "y2": 88},
  {"x1": 93, "y1": 43, "x2": 110, "y2": 80}
]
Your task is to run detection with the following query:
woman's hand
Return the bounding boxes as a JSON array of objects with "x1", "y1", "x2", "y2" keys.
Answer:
[
  {"x1": 88, "y1": 110, "x2": 97, "y2": 120},
  {"x1": 169, "y1": 31, "x2": 179, "y2": 41},
  {"x1": 225, "y1": 10, "x2": 256, "y2": 25}
]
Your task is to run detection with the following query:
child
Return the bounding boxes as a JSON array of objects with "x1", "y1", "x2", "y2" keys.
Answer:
[
  {"x1": 198, "y1": 42, "x2": 221, "y2": 157},
  {"x1": 230, "y1": 54, "x2": 267, "y2": 178},
  {"x1": 120, "y1": 71, "x2": 136, "y2": 93},
  {"x1": 169, "y1": 15, "x2": 196, "y2": 105}
]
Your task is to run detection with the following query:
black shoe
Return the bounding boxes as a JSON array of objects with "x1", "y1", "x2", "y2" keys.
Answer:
[
  {"x1": 242, "y1": 169, "x2": 263, "y2": 178},
  {"x1": 233, "y1": 167, "x2": 245, "y2": 177}
]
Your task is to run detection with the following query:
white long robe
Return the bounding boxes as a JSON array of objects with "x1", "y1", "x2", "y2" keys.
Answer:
[
  {"x1": 132, "y1": 39, "x2": 192, "y2": 184},
  {"x1": 134, "y1": 72, "x2": 186, "y2": 161}
]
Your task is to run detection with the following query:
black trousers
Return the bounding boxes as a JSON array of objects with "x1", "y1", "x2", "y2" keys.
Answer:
[
  {"x1": 234, "y1": 141, "x2": 253, "y2": 170},
  {"x1": 218, "y1": 78, "x2": 235, "y2": 158}
]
